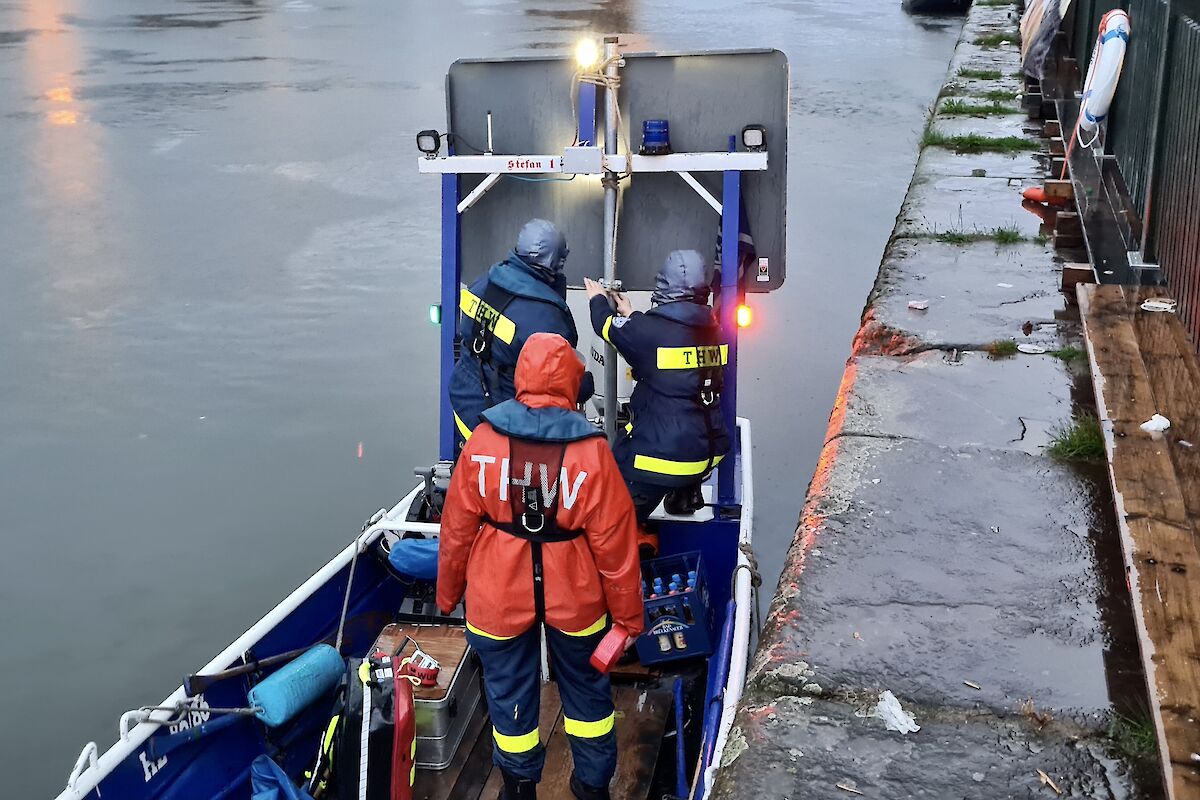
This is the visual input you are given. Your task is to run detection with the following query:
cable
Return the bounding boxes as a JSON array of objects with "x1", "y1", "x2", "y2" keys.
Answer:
[
  {"x1": 444, "y1": 130, "x2": 488, "y2": 154},
  {"x1": 508, "y1": 174, "x2": 577, "y2": 183}
]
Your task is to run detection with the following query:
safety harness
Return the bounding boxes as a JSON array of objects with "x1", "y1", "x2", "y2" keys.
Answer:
[
  {"x1": 469, "y1": 281, "x2": 518, "y2": 403},
  {"x1": 695, "y1": 340, "x2": 725, "y2": 475},
  {"x1": 486, "y1": 438, "x2": 583, "y2": 624}
]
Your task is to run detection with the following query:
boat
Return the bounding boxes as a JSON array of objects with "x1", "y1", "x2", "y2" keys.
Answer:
[{"x1": 55, "y1": 38, "x2": 787, "y2": 800}]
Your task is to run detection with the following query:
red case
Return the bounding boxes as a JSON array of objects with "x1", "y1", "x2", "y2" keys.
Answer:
[{"x1": 589, "y1": 624, "x2": 629, "y2": 674}]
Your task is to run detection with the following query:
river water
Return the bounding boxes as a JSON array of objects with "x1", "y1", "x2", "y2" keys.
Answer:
[{"x1": 0, "y1": 1, "x2": 960, "y2": 794}]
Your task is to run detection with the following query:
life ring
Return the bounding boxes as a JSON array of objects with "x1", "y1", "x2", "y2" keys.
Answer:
[{"x1": 1078, "y1": 10, "x2": 1130, "y2": 139}]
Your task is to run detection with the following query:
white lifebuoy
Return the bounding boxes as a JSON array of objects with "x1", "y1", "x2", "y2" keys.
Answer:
[{"x1": 1078, "y1": 10, "x2": 1130, "y2": 139}]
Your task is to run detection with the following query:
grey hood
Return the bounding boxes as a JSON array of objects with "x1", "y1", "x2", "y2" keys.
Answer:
[
  {"x1": 512, "y1": 218, "x2": 569, "y2": 283},
  {"x1": 651, "y1": 249, "x2": 713, "y2": 306}
]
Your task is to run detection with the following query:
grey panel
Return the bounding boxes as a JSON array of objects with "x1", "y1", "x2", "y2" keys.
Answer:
[{"x1": 446, "y1": 49, "x2": 788, "y2": 292}]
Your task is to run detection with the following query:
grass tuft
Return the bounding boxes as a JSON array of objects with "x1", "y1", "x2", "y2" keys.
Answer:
[
  {"x1": 1046, "y1": 414, "x2": 1105, "y2": 462},
  {"x1": 985, "y1": 339, "x2": 1019, "y2": 357},
  {"x1": 975, "y1": 32, "x2": 1021, "y2": 48},
  {"x1": 920, "y1": 130, "x2": 1039, "y2": 153},
  {"x1": 1048, "y1": 345, "x2": 1086, "y2": 364},
  {"x1": 1033, "y1": 234, "x2": 1049, "y2": 246},
  {"x1": 940, "y1": 99, "x2": 1022, "y2": 117},
  {"x1": 1109, "y1": 713, "x2": 1158, "y2": 761},
  {"x1": 993, "y1": 226, "x2": 1023, "y2": 245},
  {"x1": 958, "y1": 67, "x2": 1003, "y2": 80}
]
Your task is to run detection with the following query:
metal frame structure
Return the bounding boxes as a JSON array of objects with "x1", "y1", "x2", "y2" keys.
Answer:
[{"x1": 427, "y1": 54, "x2": 767, "y2": 509}]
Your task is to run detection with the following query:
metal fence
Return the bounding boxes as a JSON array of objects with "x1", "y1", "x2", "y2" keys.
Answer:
[{"x1": 1067, "y1": 0, "x2": 1200, "y2": 348}]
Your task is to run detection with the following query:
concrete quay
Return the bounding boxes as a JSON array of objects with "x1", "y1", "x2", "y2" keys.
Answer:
[{"x1": 714, "y1": 4, "x2": 1154, "y2": 798}]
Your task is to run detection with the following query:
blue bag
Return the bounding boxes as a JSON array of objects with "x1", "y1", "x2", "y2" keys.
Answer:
[
  {"x1": 250, "y1": 754, "x2": 314, "y2": 800},
  {"x1": 387, "y1": 537, "x2": 439, "y2": 580}
]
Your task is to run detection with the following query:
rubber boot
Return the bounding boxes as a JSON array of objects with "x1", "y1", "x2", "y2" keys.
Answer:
[
  {"x1": 664, "y1": 483, "x2": 704, "y2": 515},
  {"x1": 570, "y1": 773, "x2": 610, "y2": 800},
  {"x1": 636, "y1": 526, "x2": 659, "y2": 560},
  {"x1": 500, "y1": 771, "x2": 537, "y2": 800}
]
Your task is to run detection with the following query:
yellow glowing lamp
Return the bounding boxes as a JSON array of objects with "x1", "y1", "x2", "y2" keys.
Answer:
[
  {"x1": 576, "y1": 39, "x2": 600, "y2": 69},
  {"x1": 736, "y1": 304, "x2": 753, "y2": 328}
]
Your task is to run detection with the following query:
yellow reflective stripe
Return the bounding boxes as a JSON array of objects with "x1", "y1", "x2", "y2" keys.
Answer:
[
  {"x1": 466, "y1": 620, "x2": 515, "y2": 640},
  {"x1": 561, "y1": 614, "x2": 607, "y2": 637},
  {"x1": 460, "y1": 288, "x2": 516, "y2": 344},
  {"x1": 493, "y1": 726, "x2": 540, "y2": 753},
  {"x1": 453, "y1": 411, "x2": 473, "y2": 441},
  {"x1": 564, "y1": 712, "x2": 615, "y2": 739},
  {"x1": 601, "y1": 315, "x2": 614, "y2": 344},
  {"x1": 322, "y1": 716, "x2": 339, "y2": 755},
  {"x1": 633, "y1": 453, "x2": 724, "y2": 477},
  {"x1": 655, "y1": 344, "x2": 729, "y2": 370},
  {"x1": 358, "y1": 660, "x2": 371, "y2": 684}
]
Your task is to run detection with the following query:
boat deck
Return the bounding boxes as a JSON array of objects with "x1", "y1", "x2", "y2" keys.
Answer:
[{"x1": 413, "y1": 683, "x2": 671, "y2": 800}]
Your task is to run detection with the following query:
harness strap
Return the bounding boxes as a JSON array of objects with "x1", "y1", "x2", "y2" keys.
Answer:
[{"x1": 471, "y1": 281, "x2": 517, "y2": 401}]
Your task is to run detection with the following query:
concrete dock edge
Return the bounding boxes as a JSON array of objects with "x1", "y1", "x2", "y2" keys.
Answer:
[{"x1": 713, "y1": 4, "x2": 1151, "y2": 797}]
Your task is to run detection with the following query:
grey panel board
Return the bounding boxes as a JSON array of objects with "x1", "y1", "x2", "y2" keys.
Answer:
[{"x1": 445, "y1": 49, "x2": 788, "y2": 292}]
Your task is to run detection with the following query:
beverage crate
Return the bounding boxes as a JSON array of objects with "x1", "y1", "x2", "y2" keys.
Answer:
[{"x1": 635, "y1": 551, "x2": 714, "y2": 665}]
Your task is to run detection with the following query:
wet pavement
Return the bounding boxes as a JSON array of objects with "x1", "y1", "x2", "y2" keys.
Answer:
[
  {"x1": 0, "y1": 0, "x2": 965, "y2": 795},
  {"x1": 714, "y1": 5, "x2": 1158, "y2": 798}
]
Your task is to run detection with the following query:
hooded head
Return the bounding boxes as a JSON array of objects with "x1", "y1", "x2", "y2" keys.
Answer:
[
  {"x1": 514, "y1": 332, "x2": 584, "y2": 411},
  {"x1": 651, "y1": 249, "x2": 713, "y2": 306},
  {"x1": 513, "y1": 219, "x2": 569, "y2": 285}
]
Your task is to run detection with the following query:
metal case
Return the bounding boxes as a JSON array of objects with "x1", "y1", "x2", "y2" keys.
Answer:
[{"x1": 372, "y1": 622, "x2": 484, "y2": 769}]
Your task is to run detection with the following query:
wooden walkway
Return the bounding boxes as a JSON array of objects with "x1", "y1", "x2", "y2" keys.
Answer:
[
  {"x1": 1079, "y1": 284, "x2": 1200, "y2": 799},
  {"x1": 413, "y1": 684, "x2": 671, "y2": 800}
]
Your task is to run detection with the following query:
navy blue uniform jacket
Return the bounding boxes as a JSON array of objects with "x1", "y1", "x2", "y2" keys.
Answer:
[
  {"x1": 449, "y1": 255, "x2": 582, "y2": 438},
  {"x1": 589, "y1": 295, "x2": 731, "y2": 487}
]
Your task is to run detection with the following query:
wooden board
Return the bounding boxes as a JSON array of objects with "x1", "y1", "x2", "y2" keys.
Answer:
[
  {"x1": 372, "y1": 623, "x2": 471, "y2": 702},
  {"x1": 540, "y1": 686, "x2": 671, "y2": 800},
  {"x1": 476, "y1": 684, "x2": 565, "y2": 800},
  {"x1": 1078, "y1": 284, "x2": 1200, "y2": 799}
]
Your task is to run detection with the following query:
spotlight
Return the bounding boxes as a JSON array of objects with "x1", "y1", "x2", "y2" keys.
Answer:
[
  {"x1": 576, "y1": 39, "x2": 600, "y2": 69},
  {"x1": 741, "y1": 124, "x2": 767, "y2": 152},
  {"x1": 736, "y1": 304, "x2": 753, "y2": 328},
  {"x1": 416, "y1": 129, "x2": 442, "y2": 158}
]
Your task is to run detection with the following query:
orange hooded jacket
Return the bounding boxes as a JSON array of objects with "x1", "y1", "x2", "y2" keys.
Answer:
[{"x1": 437, "y1": 333, "x2": 644, "y2": 639}]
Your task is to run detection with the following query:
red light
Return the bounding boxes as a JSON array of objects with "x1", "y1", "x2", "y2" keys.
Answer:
[{"x1": 736, "y1": 304, "x2": 753, "y2": 328}]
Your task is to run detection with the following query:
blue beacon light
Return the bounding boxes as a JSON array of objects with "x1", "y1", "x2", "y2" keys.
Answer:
[{"x1": 640, "y1": 119, "x2": 671, "y2": 155}]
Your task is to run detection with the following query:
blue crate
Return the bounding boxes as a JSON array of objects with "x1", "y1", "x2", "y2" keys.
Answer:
[{"x1": 635, "y1": 551, "x2": 714, "y2": 665}]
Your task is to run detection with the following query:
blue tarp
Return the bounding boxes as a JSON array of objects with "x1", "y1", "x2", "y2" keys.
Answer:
[
  {"x1": 387, "y1": 537, "x2": 439, "y2": 580},
  {"x1": 250, "y1": 755, "x2": 314, "y2": 800}
]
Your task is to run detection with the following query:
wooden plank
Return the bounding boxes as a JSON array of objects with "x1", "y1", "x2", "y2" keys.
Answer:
[
  {"x1": 610, "y1": 688, "x2": 672, "y2": 800},
  {"x1": 1061, "y1": 262, "x2": 1095, "y2": 295},
  {"x1": 1078, "y1": 284, "x2": 1200, "y2": 799},
  {"x1": 1044, "y1": 120, "x2": 1063, "y2": 138},
  {"x1": 1044, "y1": 178, "x2": 1074, "y2": 199},
  {"x1": 1049, "y1": 136, "x2": 1065, "y2": 156},
  {"x1": 540, "y1": 686, "x2": 671, "y2": 800}
]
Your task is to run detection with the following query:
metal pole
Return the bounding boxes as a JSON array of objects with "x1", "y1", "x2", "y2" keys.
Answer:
[
  {"x1": 601, "y1": 36, "x2": 620, "y2": 443},
  {"x1": 717, "y1": 141, "x2": 740, "y2": 508},
  {"x1": 1139, "y1": 0, "x2": 1174, "y2": 262},
  {"x1": 439, "y1": 152, "x2": 461, "y2": 462}
]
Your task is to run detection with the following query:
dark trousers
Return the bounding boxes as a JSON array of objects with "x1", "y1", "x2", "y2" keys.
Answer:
[
  {"x1": 626, "y1": 480, "x2": 671, "y2": 524},
  {"x1": 465, "y1": 622, "x2": 617, "y2": 789}
]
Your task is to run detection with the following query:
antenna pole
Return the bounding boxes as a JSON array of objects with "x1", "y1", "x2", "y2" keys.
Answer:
[{"x1": 602, "y1": 36, "x2": 620, "y2": 443}]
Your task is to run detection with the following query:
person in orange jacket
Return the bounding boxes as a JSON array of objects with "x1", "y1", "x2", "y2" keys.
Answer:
[{"x1": 438, "y1": 332, "x2": 644, "y2": 800}]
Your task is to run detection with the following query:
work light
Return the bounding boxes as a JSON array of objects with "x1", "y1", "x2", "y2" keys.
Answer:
[
  {"x1": 576, "y1": 39, "x2": 600, "y2": 69},
  {"x1": 416, "y1": 130, "x2": 442, "y2": 158},
  {"x1": 741, "y1": 124, "x2": 767, "y2": 152}
]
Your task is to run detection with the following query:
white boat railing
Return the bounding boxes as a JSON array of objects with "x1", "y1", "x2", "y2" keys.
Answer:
[{"x1": 704, "y1": 416, "x2": 755, "y2": 799}]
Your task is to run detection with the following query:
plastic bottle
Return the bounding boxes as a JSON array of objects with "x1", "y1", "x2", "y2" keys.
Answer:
[
  {"x1": 686, "y1": 570, "x2": 697, "y2": 591},
  {"x1": 653, "y1": 577, "x2": 664, "y2": 596}
]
